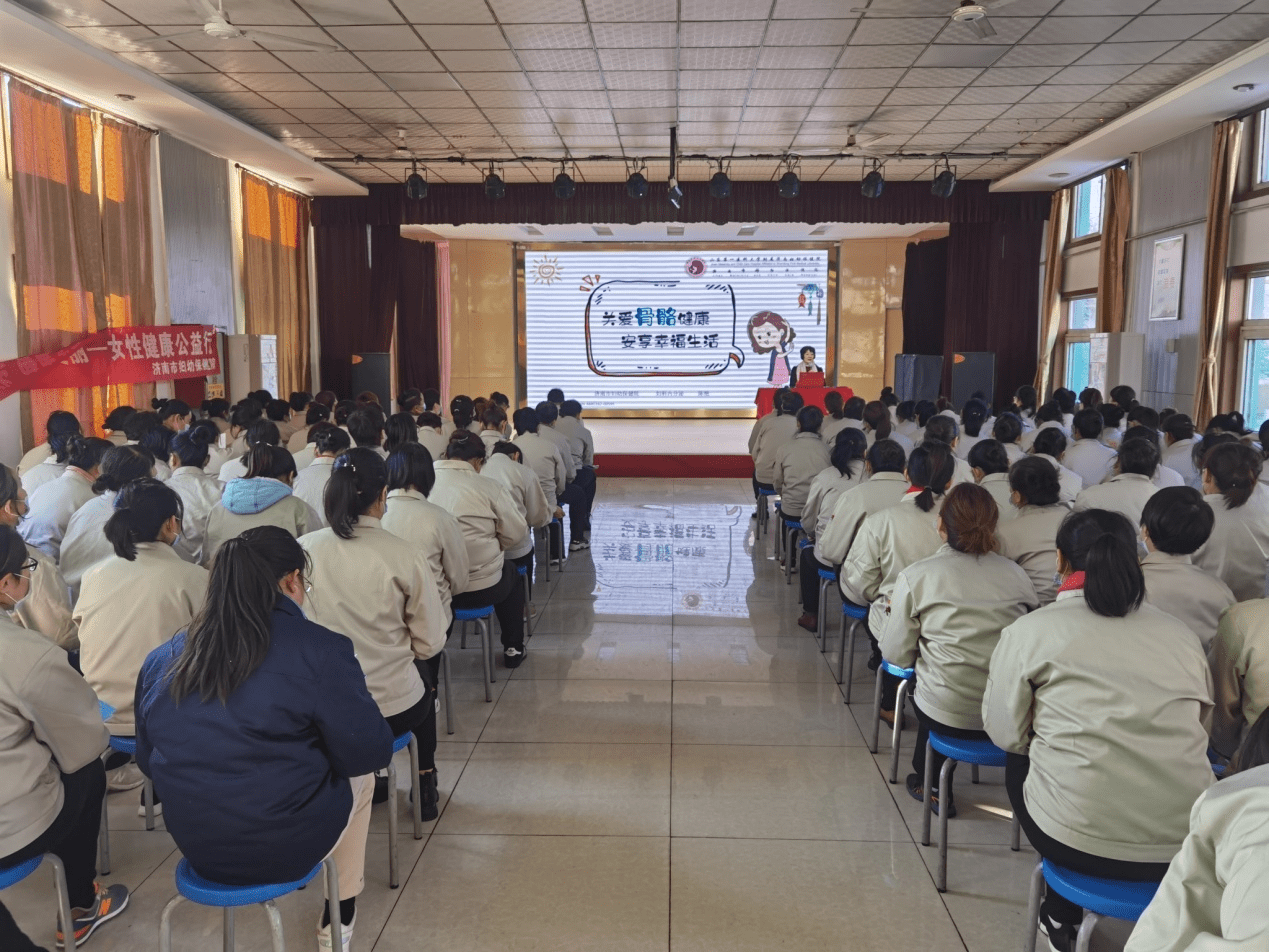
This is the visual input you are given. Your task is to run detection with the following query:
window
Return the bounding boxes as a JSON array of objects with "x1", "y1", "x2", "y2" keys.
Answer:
[
  {"x1": 1257, "y1": 111, "x2": 1269, "y2": 186},
  {"x1": 1061, "y1": 295, "x2": 1097, "y2": 393},
  {"x1": 1239, "y1": 274, "x2": 1269, "y2": 427},
  {"x1": 1071, "y1": 174, "x2": 1106, "y2": 239}
]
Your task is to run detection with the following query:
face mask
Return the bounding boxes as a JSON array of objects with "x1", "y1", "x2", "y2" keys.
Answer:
[{"x1": 1052, "y1": 572, "x2": 1063, "y2": 587}]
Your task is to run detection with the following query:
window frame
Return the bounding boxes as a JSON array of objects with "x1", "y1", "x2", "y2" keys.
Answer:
[
  {"x1": 1236, "y1": 269, "x2": 1269, "y2": 426},
  {"x1": 1068, "y1": 174, "x2": 1107, "y2": 243},
  {"x1": 1058, "y1": 291, "x2": 1098, "y2": 393}
]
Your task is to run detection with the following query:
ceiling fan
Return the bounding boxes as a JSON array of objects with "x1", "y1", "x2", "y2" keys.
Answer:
[
  {"x1": 130, "y1": 0, "x2": 340, "y2": 53},
  {"x1": 792, "y1": 126, "x2": 888, "y2": 158},
  {"x1": 851, "y1": 0, "x2": 1020, "y2": 39}
]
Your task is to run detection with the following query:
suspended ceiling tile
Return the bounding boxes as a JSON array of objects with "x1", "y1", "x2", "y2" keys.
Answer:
[
  {"x1": 502, "y1": 23, "x2": 590, "y2": 48},
  {"x1": 394, "y1": 0, "x2": 496, "y2": 21},
  {"x1": 1148, "y1": 0, "x2": 1244, "y2": 13},
  {"x1": 1001, "y1": 100, "x2": 1077, "y2": 117},
  {"x1": 679, "y1": 70, "x2": 754, "y2": 88},
  {"x1": 1023, "y1": 82, "x2": 1107, "y2": 101},
  {"x1": 486, "y1": 0, "x2": 586, "y2": 22},
  {"x1": 68, "y1": 25, "x2": 170, "y2": 52},
  {"x1": 120, "y1": 50, "x2": 219, "y2": 71},
  {"x1": 764, "y1": 19, "x2": 857, "y2": 46},
  {"x1": 680, "y1": 90, "x2": 746, "y2": 107},
  {"x1": 597, "y1": 47, "x2": 677, "y2": 70},
  {"x1": 228, "y1": 106, "x2": 300, "y2": 122},
  {"x1": 378, "y1": 72, "x2": 462, "y2": 90},
  {"x1": 484, "y1": 106, "x2": 552, "y2": 122},
  {"x1": 353, "y1": 107, "x2": 425, "y2": 122},
  {"x1": 305, "y1": 121, "x2": 378, "y2": 136},
  {"x1": 922, "y1": 119, "x2": 991, "y2": 134},
  {"x1": 679, "y1": 21, "x2": 767, "y2": 46},
  {"x1": 751, "y1": 69, "x2": 832, "y2": 88},
  {"x1": 1072, "y1": 40, "x2": 1177, "y2": 64},
  {"x1": 899, "y1": 67, "x2": 990, "y2": 87},
  {"x1": 937, "y1": 17, "x2": 1041, "y2": 44},
  {"x1": 914, "y1": 44, "x2": 1012, "y2": 68},
  {"x1": 101, "y1": 0, "x2": 204, "y2": 24},
  {"x1": 1020, "y1": 16, "x2": 1132, "y2": 42},
  {"x1": 585, "y1": 0, "x2": 679, "y2": 22},
  {"x1": 200, "y1": 90, "x2": 278, "y2": 110},
  {"x1": 527, "y1": 71, "x2": 606, "y2": 89},
  {"x1": 284, "y1": 106, "x2": 362, "y2": 122},
  {"x1": 952, "y1": 84, "x2": 1036, "y2": 102},
  {"x1": 743, "y1": 106, "x2": 811, "y2": 123},
  {"x1": 746, "y1": 88, "x2": 822, "y2": 107},
  {"x1": 756, "y1": 46, "x2": 843, "y2": 70},
  {"x1": 1194, "y1": 14, "x2": 1269, "y2": 40},
  {"x1": 1048, "y1": 63, "x2": 1138, "y2": 83},
  {"x1": 996, "y1": 43, "x2": 1095, "y2": 66},
  {"x1": 537, "y1": 89, "x2": 609, "y2": 108},
  {"x1": 801, "y1": 112, "x2": 884, "y2": 127},
  {"x1": 936, "y1": 102, "x2": 1010, "y2": 120},
  {"x1": 265, "y1": 90, "x2": 346, "y2": 109},
  {"x1": 679, "y1": 46, "x2": 761, "y2": 70},
  {"x1": 838, "y1": 44, "x2": 925, "y2": 68},
  {"x1": 323, "y1": 26, "x2": 425, "y2": 50},
  {"x1": 592, "y1": 21, "x2": 678, "y2": 47},
  {"x1": 613, "y1": 106, "x2": 678, "y2": 122},
  {"x1": 494, "y1": 122, "x2": 557, "y2": 134},
  {"x1": 1062, "y1": 101, "x2": 1130, "y2": 117},
  {"x1": 517, "y1": 48, "x2": 601, "y2": 71},
  {"x1": 682, "y1": 0, "x2": 772, "y2": 18},
  {"x1": 986, "y1": 114, "x2": 1053, "y2": 128},
  {"x1": 973, "y1": 65, "x2": 1062, "y2": 83},
  {"x1": 397, "y1": 89, "x2": 477, "y2": 108},
  {"x1": 308, "y1": 72, "x2": 396, "y2": 90},
  {"x1": 295, "y1": 0, "x2": 406, "y2": 26},
  {"x1": 1048, "y1": 0, "x2": 1155, "y2": 13},
  {"x1": 1120, "y1": 62, "x2": 1208, "y2": 84},
  {"x1": 433, "y1": 49, "x2": 522, "y2": 70},
  {"x1": 354, "y1": 50, "x2": 445, "y2": 71},
  {"x1": 547, "y1": 106, "x2": 618, "y2": 122},
  {"x1": 465, "y1": 89, "x2": 536, "y2": 108},
  {"x1": 1154, "y1": 38, "x2": 1253, "y2": 62},
  {"x1": 167, "y1": 72, "x2": 251, "y2": 92},
  {"x1": 815, "y1": 87, "x2": 892, "y2": 106},
  {"x1": 229, "y1": 72, "x2": 321, "y2": 93},
  {"x1": 825, "y1": 67, "x2": 907, "y2": 86},
  {"x1": 883, "y1": 86, "x2": 960, "y2": 105},
  {"x1": 20, "y1": 0, "x2": 136, "y2": 27},
  {"x1": 849, "y1": 17, "x2": 948, "y2": 44},
  {"x1": 859, "y1": 119, "x2": 932, "y2": 133},
  {"x1": 604, "y1": 70, "x2": 678, "y2": 89},
  {"x1": 452, "y1": 71, "x2": 533, "y2": 89},
  {"x1": 608, "y1": 90, "x2": 677, "y2": 108},
  {"x1": 414, "y1": 25, "x2": 509, "y2": 49},
  {"x1": 1111, "y1": 13, "x2": 1225, "y2": 41}
]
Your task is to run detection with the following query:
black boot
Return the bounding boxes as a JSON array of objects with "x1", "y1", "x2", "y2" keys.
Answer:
[{"x1": 419, "y1": 770, "x2": 439, "y2": 821}]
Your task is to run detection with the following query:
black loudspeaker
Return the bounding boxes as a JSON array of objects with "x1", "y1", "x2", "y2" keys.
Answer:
[
  {"x1": 950, "y1": 352, "x2": 995, "y2": 410},
  {"x1": 894, "y1": 354, "x2": 943, "y2": 403},
  {"x1": 351, "y1": 353, "x2": 391, "y2": 408}
]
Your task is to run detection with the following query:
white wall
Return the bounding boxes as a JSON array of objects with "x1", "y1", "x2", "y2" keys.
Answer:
[{"x1": 0, "y1": 123, "x2": 20, "y2": 464}]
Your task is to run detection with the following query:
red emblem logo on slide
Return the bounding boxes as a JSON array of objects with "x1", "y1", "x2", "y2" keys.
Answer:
[{"x1": 685, "y1": 257, "x2": 707, "y2": 277}]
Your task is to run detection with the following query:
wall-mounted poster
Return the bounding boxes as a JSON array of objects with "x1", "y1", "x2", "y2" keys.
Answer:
[{"x1": 1148, "y1": 235, "x2": 1184, "y2": 321}]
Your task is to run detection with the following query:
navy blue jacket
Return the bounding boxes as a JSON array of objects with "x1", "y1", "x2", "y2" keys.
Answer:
[{"x1": 135, "y1": 596, "x2": 393, "y2": 885}]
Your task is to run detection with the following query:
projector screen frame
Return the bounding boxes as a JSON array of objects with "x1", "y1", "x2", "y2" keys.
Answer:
[{"x1": 514, "y1": 241, "x2": 840, "y2": 419}]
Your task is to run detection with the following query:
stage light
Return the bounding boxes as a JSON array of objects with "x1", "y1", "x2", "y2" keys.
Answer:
[
  {"x1": 667, "y1": 176, "x2": 683, "y2": 209},
  {"x1": 553, "y1": 164, "x2": 575, "y2": 200},
  {"x1": 626, "y1": 170, "x2": 648, "y2": 198},
  {"x1": 931, "y1": 157, "x2": 956, "y2": 198},
  {"x1": 404, "y1": 160, "x2": 427, "y2": 201},
  {"x1": 484, "y1": 165, "x2": 505, "y2": 200},
  {"x1": 709, "y1": 160, "x2": 731, "y2": 199},
  {"x1": 861, "y1": 160, "x2": 884, "y2": 199},
  {"x1": 778, "y1": 169, "x2": 800, "y2": 198}
]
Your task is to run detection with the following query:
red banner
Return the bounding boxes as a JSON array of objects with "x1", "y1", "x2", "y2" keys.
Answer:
[{"x1": 0, "y1": 325, "x2": 220, "y2": 402}]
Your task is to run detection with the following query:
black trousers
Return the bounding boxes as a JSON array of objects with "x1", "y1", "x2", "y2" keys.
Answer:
[
  {"x1": 0, "y1": 761, "x2": 105, "y2": 937},
  {"x1": 450, "y1": 561, "x2": 525, "y2": 649},
  {"x1": 511, "y1": 549, "x2": 534, "y2": 601},
  {"x1": 799, "y1": 551, "x2": 836, "y2": 613},
  {"x1": 384, "y1": 659, "x2": 437, "y2": 772},
  {"x1": 911, "y1": 699, "x2": 989, "y2": 784},
  {"x1": 558, "y1": 482, "x2": 590, "y2": 543},
  {"x1": 752, "y1": 478, "x2": 774, "y2": 502},
  {"x1": 1005, "y1": 753, "x2": 1171, "y2": 927},
  {"x1": 575, "y1": 466, "x2": 597, "y2": 510}
]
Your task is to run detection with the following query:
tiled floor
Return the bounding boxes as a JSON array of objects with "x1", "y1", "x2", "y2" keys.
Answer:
[{"x1": 6, "y1": 478, "x2": 1137, "y2": 951}]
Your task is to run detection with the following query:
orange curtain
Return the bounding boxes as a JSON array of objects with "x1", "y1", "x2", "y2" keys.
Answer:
[
  {"x1": 240, "y1": 170, "x2": 311, "y2": 397},
  {"x1": 1033, "y1": 188, "x2": 1070, "y2": 397},
  {"x1": 8, "y1": 78, "x2": 154, "y2": 446},
  {"x1": 1097, "y1": 167, "x2": 1130, "y2": 334},
  {"x1": 1193, "y1": 119, "x2": 1244, "y2": 427}
]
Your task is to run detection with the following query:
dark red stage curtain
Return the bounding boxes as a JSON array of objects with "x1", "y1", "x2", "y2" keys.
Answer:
[
  {"x1": 397, "y1": 238, "x2": 440, "y2": 393},
  {"x1": 943, "y1": 220, "x2": 1044, "y2": 408},
  {"x1": 312, "y1": 180, "x2": 1049, "y2": 229},
  {"x1": 901, "y1": 237, "x2": 949, "y2": 358},
  {"x1": 314, "y1": 224, "x2": 369, "y2": 398}
]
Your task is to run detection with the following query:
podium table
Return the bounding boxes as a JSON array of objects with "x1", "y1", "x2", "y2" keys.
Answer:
[{"x1": 755, "y1": 386, "x2": 854, "y2": 418}]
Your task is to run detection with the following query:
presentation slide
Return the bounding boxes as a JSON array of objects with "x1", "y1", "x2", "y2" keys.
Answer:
[{"x1": 524, "y1": 248, "x2": 830, "y2": 412}]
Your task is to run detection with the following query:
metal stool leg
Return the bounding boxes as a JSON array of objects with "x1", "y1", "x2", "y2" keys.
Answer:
[
  {"x1": 479, "y1": 618, "x2": 493, "y2": 702},
  {"x1": 407, "y1": 735, "x2": 423, "y2": 839},
  {"x1": 921, "y1": 738, "x2": 935, "y2": 847},
  {"x1": 1074, "y1": 913, "x2": 1100, "y2": 952},
  {"x1": 971, "y1": 763, "x2": 980, "y2": 784},
  {"x1": 888, "y1": 679, "x2": 910, "y2": 783},
  {"x1": 142, "y1": 777, "x2": 155, "y2": 831},
  {"x1": 842, "y1": 619, "x2": 858, "y2": 700},
  {"x1": 386, "y1": 757, "x2": 400, "y2": 889},
  {"x1": 223, "y1": 907, "x2": 235, "y2": 952},
  {"x1": 936, "y1": 757, "x2": 956, "y2": 892},
  {"x1": 98, "y1": 793, "x2": 111, "y2": 876},
  {"x1": 785, "y1": 527, "x2": 795, "y2": 585},
  {"x1": 323, "y1": 860, "x2": 344, "y2": 952},
  {"x1": 817, "y1": 577, "x2": 830, "y2": 651},
  {"x1": 158, "y1": 895, "x2": 184, "y2": 952},
  {"x1": 441, "y1": 649, "x2": 455, "y2": 736},
  {"x1": 868, "y1": 664, "x2": 884, "y2": 753},
  {"x1": 1022, "y1": 861, "x2": 1044, "y2": 952},
  {"x1": 1011, "y1": 812, "x2": 1022, "y2": 851},
  {"x1": 262, "y1": 899, "x2": 285, "y2": 952},
  {"x1": 460, "y1": 620, "x2": 468, "y2": 650},
  {"x1": 47, "y1": 854, "x2": 73, "y2": 952}
]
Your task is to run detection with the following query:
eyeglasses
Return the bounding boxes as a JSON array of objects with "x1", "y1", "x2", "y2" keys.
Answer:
[{"x1": 19, "y1": 559, "x2": 37, "y2": 575}]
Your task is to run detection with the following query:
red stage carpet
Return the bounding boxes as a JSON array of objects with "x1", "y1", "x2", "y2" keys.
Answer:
[{"x1": 595, "y1": 454, "x2": 754, "y2": 479}]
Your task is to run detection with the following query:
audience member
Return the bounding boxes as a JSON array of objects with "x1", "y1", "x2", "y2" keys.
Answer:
[
  {"x1": 796, "y1": 430, "x2": 867, "y2": 631},
  {"x1": 482, "y1": 441, "x2": 553, "y2": 612},
  {"x1": 21, "y1": 436, "x2": 110, "y2": 561},
  {"x1": 1029, "y1": 427, "x2": 1083, "y2": 505},
  {"x1": 772, "y1": 405, "x2": 831, "y2": 525},
  {"x1": 997, "y1": 457, "x2": 1068, "y2": 605},
  {"x1": 1195, "y1": 442, "x2": 1269, "y2": 601},
  {"x1": 967, "y1": 439, "x2": 1013, "y2": 519},
  {"x1": 20, "y1": 411, "x2": 81, "y2": 492},
  {"x1": 165, "y1": 427, "x2": 222, "y2": 565},
  {"x1": 293, "y1": 425, "x2": 351, "y2": 530},
  {"x1": 1064, "y1": 409, "x2": 1116, "y2": 487},
  {"x1": 205, "y1": 446, "x2": 313, "y2": 563},
  {"x1": 1073, "y1": 437, "x2": 1160, "y2": 525}
]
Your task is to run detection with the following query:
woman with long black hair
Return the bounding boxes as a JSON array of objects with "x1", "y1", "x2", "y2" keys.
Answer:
[
  {"x1": 75, "y1": 479, "x2": 208, "y2": 737},
  {"x1": 300, "y1": 448, "x2": 448, "y2": 821},
  {"x1": 985, "y1": 509, "x2": 1213, "y2": 952},
  {"x1": 0, "y1": 466, "x2": 76, "y2": 651},
  {"x1": 1195, "y1": 442, "x2": 1269, "y2": 601},
  {"x1": 20, "y1": 436, "x2": 111, "y2": 560},
  {"x1": 165, "y1": 427, "x2": 222, "y2": 565},
  {"x1": 19, "y1": 410, "x2": 81, "y2": 491},
  {"x1": 136, "y1": 527, "x2": 392, "y2": 951}
]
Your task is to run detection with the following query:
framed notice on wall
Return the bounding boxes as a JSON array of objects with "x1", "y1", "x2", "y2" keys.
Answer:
[{"x1": 1148, "y1": 235, "x2": 1184, "y2": 321}]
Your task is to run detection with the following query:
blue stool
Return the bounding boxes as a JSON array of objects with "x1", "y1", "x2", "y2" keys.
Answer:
[
  {"x1": 384, "y1": 733, "x2": 423, "y2": 889},
  {"x1": 869, "y1": 660, "x2": 914, "y2": 784},
  {"x1": 454, "y1": 604, "x2": 496, "y2": 702},
  {"x1": 837, "y1": 601, "x2": 869, "y2": 696},
  {"x1": 0, "y1": 854, "x2": 73, "y2": 951},
  {"x1": 756, "y1": 487, "x2": 776, "y2": 536},
  {"x1": 1022, "y1": 859, "x2": 1161, "y2": 952},
  {"x1": 814, "y1": 564, "x2": 838, "y2": 652},
  {"x1": 98, "y1": 700, "x2": 156, "y2": 877},
  {"x1": 920, "y1": 733, "x2": 1020, "y2": 892},
  {"x1": 159, "y1": 856, "x2": 344, "y2": 952},
  {"x1": 782, "y1": 520, "x2": 804, "y2": 584}
]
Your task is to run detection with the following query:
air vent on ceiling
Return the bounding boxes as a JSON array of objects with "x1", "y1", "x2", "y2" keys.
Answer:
[
  {"x1": 809, "y1": 225, "x2": 830, "y2": 236},
  {"x1": 593, "y1": 225, "x2": 613, "y2": 236},
  {"x1": 522, "y1": 226, "x2": 543, "y2": 236},
  {"x1": 667, "y1": 225, "x2": 685, "y2": 236},
  {"x1": 737, "y1": 225, "x2": 758, "y2": 236}
]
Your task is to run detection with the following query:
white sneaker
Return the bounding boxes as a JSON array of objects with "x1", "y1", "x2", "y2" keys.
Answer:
[
  {"x1": 317, "y1": 911, "x2": 355, "y2": 951},
  {"x1": 137, "y1": 800, "x2": 163, "y2": 818},
  {"x1": 106, "y1": 763, "x2": 145, "y2": 792},
  {"x1": 569, "y1": 540, "x2": 590, "y2": 551}
]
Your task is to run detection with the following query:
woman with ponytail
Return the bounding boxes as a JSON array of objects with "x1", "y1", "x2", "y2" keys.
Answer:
[
  {"x1": 20, "y1": 436, "x2": 111, "y2": 560},
  {"x1": 842, "y1": 440, "x2": 956, "y2": 723},
  {"x1": 59, "y1": 445, "x2": 156, "y2": 599},
  {"x1": 864, "y1": 399, "x2": 912, "y2": 455},
  {"x1": 166, "y1": 426, "x2": 223, "y2": 565},
  {"x1": 20, "y1": 410, "x2": 82, "y2": 491},
  {"x1": 75, "y1": 479, "x2": 208, "y2": 737},
  {"x1": 984, "y1": 508, "x2": 1214, "y2": 951},
  {"x1": 0, "y1": 465, "x2": 76, "y2": 651},
  {"x1": 300, "y1": 448, "x2": 448, "y2": 822},
  {"x1": 954, "y1": 399, "x2": 989, "y2": 461},
  {"x1": 431, "y1": 431, "x2": 530, "y2": 665},
  {"x1": 795, "y1": 429, "x2": 868, "y2": 631},
  {"x1": 1194, "y1": 441, "x2": 1269, "y2": 601},
  {"x1": 135, "y1": 527, "x2": 392, "y2": 951},
  {"x1": 204, "y1": 445, "x2": 314, "y2": 564},
  {"x1": 880, "y1": 483, "x2": 1038, "y2": 814}
]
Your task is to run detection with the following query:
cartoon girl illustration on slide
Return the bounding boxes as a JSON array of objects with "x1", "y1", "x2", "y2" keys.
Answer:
[{"x1": 747, "y1": 311, "x2": 796, "y2": 387}]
